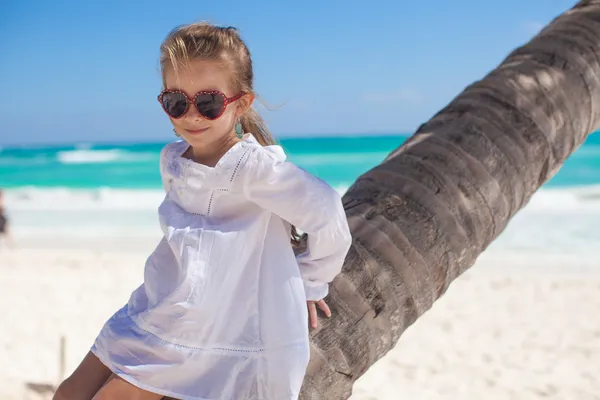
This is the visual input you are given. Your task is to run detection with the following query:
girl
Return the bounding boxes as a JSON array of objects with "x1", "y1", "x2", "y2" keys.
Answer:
[{"x1": 54, "y1": 22, "x2": 352, "y2": 400}]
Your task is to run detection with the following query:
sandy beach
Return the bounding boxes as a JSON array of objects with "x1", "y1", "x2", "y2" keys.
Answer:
[{"x1": 1, "y1": 243, "x2": 599, "y2": 400}]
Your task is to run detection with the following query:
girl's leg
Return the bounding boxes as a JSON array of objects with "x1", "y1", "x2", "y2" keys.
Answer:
[
  {"x1": 91, "y1": 374, "x2": 163, "y2": 400},
  {"x1": 53, "y1": 351, "x2": 112, "y2": 400}
]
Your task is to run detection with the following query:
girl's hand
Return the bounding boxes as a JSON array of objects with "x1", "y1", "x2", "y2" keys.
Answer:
[{"x1": 307, "y1": 299, "x2": 332, "y2": 329}]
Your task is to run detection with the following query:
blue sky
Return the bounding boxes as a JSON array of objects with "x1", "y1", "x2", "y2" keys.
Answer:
[{"x1": 1, "y1": 0, "x2": 577, "y2": 145}]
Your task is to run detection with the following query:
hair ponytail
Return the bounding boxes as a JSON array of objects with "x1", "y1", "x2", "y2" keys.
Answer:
[{"x1": 239, "y1": 107, "x2": 275, "y2": 146}]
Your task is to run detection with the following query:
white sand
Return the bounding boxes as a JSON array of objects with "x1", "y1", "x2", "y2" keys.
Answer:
[{"x1": 1, "y1": 247, "x2": 600, "y2": 400}]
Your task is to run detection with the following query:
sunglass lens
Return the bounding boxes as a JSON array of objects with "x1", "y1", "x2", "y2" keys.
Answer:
[
  {"x1": 196, "y1": 93, "x2": 225, "y2": 119},
  {"x1": 161, "y1": 92, "x2": 188, "y2": 118}
]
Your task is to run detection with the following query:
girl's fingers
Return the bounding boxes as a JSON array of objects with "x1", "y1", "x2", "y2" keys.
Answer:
[
  {"x1": 308, "y1": 301, "x2": 318, "y2": 329},
  {"x1": 317, "y1": 300, "x2": 331, "y2": 317}
]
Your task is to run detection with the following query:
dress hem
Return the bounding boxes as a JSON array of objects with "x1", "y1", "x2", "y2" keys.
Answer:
[
  {"x1": 90, "y1": 345, "x2": 302, "y2": 400},
  {"x1": 91, "y1": 346, "x2": 216, "y2": 400}
]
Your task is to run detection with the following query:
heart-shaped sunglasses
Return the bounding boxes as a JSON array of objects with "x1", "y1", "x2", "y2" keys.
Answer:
[{"x1": 157, "y1": 89, "x2": 244, "y2": 120}]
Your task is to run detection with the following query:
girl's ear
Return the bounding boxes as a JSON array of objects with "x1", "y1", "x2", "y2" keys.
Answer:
[{"x1": 236, "y1": 92, "x2": 255, "y2": 117}]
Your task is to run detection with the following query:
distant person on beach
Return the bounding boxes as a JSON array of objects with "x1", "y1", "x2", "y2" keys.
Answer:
[
  {"x1": 0, "y1": 189, "x2": 12, "y2": 248},
  {"x1": 54, "y1": 23, "x2": 352, "y2": 400}
]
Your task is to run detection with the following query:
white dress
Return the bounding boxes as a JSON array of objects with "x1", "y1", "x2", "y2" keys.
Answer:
[{"x1": 91, "y1": 134, "x2": 352, "y2": 400}]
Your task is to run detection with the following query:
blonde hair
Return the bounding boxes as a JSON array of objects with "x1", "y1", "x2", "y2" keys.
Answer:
[{"x1": 159, "y1": 22, "x2": 302, "y2": 246}]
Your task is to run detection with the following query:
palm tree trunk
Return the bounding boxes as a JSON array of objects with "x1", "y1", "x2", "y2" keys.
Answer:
[{"x1": 299, "y1": 1, "x2": 600, "y2": 398}]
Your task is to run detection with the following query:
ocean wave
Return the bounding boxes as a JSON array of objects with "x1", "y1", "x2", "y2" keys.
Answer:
[
  {"x1": 3, "y1": 187, "x2": 166, "y2": 211},
  {"x1": 3, "y1": 184, "x2": 600, "y2": 213},
  {"x1": 521, "y1": 185, "x2": 600, "y2": 212},
  {"x1": 55, "y1": 149, "x2": 156, "y2": 164}
]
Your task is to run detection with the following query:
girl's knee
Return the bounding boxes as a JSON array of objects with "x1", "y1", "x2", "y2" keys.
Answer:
[
  {"x1": 53, "y1": 351, "x2": 112, "y2": 400},
  {"x1": 52, "y1": 385, "x2": 66, "y2": 400},
  {"x1": 53, "y1": 378, "x2": 81, "y2": 400}
]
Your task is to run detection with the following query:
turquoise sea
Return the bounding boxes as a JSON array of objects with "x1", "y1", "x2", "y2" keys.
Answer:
[{"x1": 2, "y1": 133, "x2": 600, "y2": 190}]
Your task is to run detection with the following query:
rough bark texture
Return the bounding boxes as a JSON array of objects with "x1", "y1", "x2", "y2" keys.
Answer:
[{"x1": 298, "y1": 1, "x2": 600, "y2": 399}]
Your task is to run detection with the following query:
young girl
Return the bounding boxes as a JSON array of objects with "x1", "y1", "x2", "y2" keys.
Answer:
[{"x1": 54, "y1": 22, "x2": 352, "y2": 400}]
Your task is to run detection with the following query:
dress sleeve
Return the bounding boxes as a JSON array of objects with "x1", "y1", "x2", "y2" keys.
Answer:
[{"x1": 241, "y1": 145, "x2": 352, "y2": 301}]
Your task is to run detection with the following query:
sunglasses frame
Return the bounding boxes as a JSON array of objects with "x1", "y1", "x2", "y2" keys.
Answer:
[{"x1": 157, "y1": 89, "x2": 245, "y2": 120}]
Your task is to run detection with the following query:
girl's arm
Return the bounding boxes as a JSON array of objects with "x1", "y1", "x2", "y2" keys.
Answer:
[{"x1": 242, "y1": 146, "x2": 352, "y2": 301}]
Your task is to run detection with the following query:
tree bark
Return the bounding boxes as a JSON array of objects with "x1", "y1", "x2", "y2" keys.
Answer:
[{"x1": 299, "y1": 1, "x2": 600, "y2": 398}]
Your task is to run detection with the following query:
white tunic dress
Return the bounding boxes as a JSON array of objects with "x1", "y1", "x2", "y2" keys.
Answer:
[{"x1": 91, "y1": 134, "x2": 352, "y2": 400}]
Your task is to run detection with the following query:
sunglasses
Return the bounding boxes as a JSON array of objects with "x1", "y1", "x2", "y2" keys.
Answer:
[{"x1": 157, "y1": 89, "x2": 244, "y2": 120}]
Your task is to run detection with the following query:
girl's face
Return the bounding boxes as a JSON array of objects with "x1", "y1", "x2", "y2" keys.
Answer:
[{"x1": 162, "y1": 59, "x2": 252, "y2": 148}]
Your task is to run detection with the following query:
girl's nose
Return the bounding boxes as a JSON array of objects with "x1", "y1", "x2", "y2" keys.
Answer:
[{"x1": 184, "y1": 103, "x2": 205, "y2": 120}]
